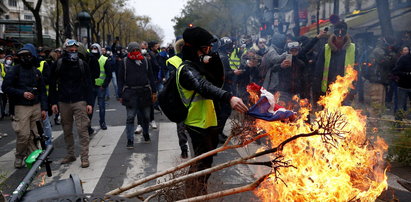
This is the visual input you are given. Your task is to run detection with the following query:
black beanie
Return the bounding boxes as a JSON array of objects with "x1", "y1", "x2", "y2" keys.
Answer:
[{"x1": 183, "y1": 27, "x2": 216, "y2": 48}]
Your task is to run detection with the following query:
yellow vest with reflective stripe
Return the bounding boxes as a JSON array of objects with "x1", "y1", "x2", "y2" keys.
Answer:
[
  {"x1": 229, "y1": 48, "x2": 241, "y2": 70},
  {"x1": 321, "y1": 43, "x2": 355, "y2": 92},
  {"x1": 166, "y1": 55, "x2": 182, "y2": 69},
  {"x1": 37, "y1": 61, "x2": 49, "y2": 95},
  {"x1": 176, "y1": 64, "x2": 217, "y2": 129},
  {"x1": 95, "y1": 55, "x2": 108, "y2": 86},
  {"x1": 0, "y1": 63, "x2": 5, "y2": 78}
]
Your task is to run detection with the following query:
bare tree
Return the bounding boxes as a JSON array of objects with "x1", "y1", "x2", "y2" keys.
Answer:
[
  {"x1": 60, "y1": 0, "x2": 72, "y2": 39},
  {"x1": 333, "y1": 0, "x2": 339, "y2": 15},
  {"x1": 22, "y1": 0, "x2": 44, "y2": 46}
]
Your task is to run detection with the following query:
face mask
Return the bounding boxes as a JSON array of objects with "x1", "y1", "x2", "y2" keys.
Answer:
[
  {"x1": 199, "y1": 55, "x2": 212, "y2": 64},
  {"x1": 141, "y1": 49, "x2": 147, "y2": 55},
  {"x1": 67, "y1": 52, "x2": 79, "y2": 62},
  {"x1": 334, "y1": 28, "x2": 347, "y2": 37},
  {"x1": 5, "y1": 60, "x2": 12, "y2": 65},
  {"x1": 20, "y1": 55, "x2": 33, "y2": 66},
  {"x1": 91, "y1": 49, "x2": 99, "y2": 54}
]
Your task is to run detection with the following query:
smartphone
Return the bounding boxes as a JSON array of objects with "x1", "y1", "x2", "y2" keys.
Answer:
[{"x1": 286, "y1": 54, "x2": 292, "y2": 63}]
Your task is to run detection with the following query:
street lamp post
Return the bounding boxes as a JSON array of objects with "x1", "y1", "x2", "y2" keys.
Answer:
[{"x1": 77, "y1": 10, "x2": 91, "y2": 48}]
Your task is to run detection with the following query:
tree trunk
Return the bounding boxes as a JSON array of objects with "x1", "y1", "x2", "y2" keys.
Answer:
[
  {"x1": 33, "y1": 12, "x2": 43, "y2": 46},
  {"x1": 293, "y1": 0, "x2": 300, "y2": 37},
  {"x1": 60, "y1": 0, "x2": 72, "y2": 39},
  {"x1": 22, "y1": 0, "x2": 43, "y2": 46},
  {"x1": 333, "y1": 0, "x2": 339, "y2": 15},
  {"x1": 56, "y1": 0, "x2": 60, "y2": 47},
  {"x1": 355, "y1": 0, "x2": 362, "y2": 10},
  {"x1": 376, "y1": 0, "x2": 394, "y2": 39},
  {"x1": 344, "y1": 0, "x2": 349, "y2": 14},
  {"x1": 317, "y1": 0, "x2": 320, "y2": 34}
]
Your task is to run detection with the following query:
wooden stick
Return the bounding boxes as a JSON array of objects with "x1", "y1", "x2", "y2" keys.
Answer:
[
  {"x1": 123, "y1": 130, "x2": 322, "y2": 199},
  {"x1": 176, "y1": 174, "x2": 269, "y2": 202}
]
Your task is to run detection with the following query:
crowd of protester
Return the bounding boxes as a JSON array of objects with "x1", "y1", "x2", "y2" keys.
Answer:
[{"x1": 0, "y1": 24, "x2": 410, "y2": 196}]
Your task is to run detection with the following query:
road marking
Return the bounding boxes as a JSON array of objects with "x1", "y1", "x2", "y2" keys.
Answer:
[
  {"x1": 0, "y1": 130, "x2": 64, "y2": 181},
  {"x1": 95, "y1": 109, "x2": 117, "y2": 112},
  {"x1": 53, "y1": 126, "x2": 124, "y2": 193}
]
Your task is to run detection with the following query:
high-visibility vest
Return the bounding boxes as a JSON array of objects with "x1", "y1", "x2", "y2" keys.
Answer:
[
  {"x1": 229, "y1": 48, "x2": 241, "y2": 70},
  {"x1": 166, "y1": 55, "x2": 183, "y2": 69},
  {"x1": 0, "y1": 63, "x2": 5, "y2": 78},
  {"x1": 176, "y1": 64, "x2": 217, "y2": 129},
  {"x1": 37, "y1": 61, "x2": 49, "y2": 95},
  {"x1": 95, "y1": 55, "x2": 108, "y2": 86},
  {"x1": 321, "y1": 43, "x2": 355, "y2": 92}
]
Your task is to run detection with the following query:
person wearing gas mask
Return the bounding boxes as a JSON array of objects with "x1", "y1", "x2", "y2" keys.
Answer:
[
  {"x1": 89, "y1": 43, "x2": 112, "y2": 130},
  {"x1": 314, "y1": 21, "x2": 356, "y2": 104},
  {"x1": 178, "y1": 27, "x2": 248, "y2": 197},
  {"x1": 2, "y1": 43, "x2": 48, "y2": 168},
  {"x1": 271, "y1": 41, "x2": 306, "y2": 111},
  {"x1": 49, "y1": 39, "x2": 93, "y2": 168}
]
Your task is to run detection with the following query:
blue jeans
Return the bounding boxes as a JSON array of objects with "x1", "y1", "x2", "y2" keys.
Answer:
[
  {"x1": 93, "y1": 87, "x2": 106, "y2": 124},
  {"x1": 111, "y1": 72, "x2": 118, "y2": 98},
  {"x1": 43, "y1": 114, "x2": 52, "y2": 146}
]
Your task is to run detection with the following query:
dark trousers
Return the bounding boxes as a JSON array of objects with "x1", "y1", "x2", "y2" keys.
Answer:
[
  {"x1": 177, "y1": 122, "x2": 188, "y2": 152},
  {"x1": 90, "y1": 87, "x2": 106, "y2": 125},
  {"x1": 185, "y1": 125, "x2": 219, "y2": 197}
]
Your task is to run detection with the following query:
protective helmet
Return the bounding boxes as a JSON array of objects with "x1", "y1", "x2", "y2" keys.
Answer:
[{"x1": 219, "y1": 37, "x2": 233, "y2": 52}]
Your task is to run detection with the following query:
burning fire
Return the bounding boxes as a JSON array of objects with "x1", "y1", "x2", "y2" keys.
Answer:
[{"x1": 252, "y1": 66, "x2": 388, "y2": 201}]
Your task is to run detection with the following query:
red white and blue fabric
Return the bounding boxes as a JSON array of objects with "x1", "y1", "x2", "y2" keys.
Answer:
[{"x1": 247, "y1": 88, "x2": 295, "y2": 121}]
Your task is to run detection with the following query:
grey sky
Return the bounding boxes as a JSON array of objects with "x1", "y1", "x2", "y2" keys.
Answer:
[{"x1": 128, "y1": 0, "x2": 188, "y2": 45}]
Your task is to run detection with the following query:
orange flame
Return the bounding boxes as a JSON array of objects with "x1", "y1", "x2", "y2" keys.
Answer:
[{"x1": 254, "y1": 66, "x2": 388, "y2": 201}]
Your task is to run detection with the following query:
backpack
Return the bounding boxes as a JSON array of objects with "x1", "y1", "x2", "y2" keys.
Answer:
[{"x1": 158, "y1": 62, "x2": 195, "y2": 123}]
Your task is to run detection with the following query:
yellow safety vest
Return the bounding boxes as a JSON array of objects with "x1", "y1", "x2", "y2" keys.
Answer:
[
  {"x1": 0, "y1": 63, "x2": 5, "y2": 78},
  {"x1": 229, "y1": 48, "x2": 241, "y2": 70},
  {"x1": 166, "y1": 55, "x2": 183, "y2": 69},
  {"x1": 37, "y1": 61, "x2": 49, "y2": 95},
  {"x1": 176, "y1": 64, "x2": 217, "y2": 129},
  {"x1": 321, "y1": 43, "x2": 355, "y2": 92},
  {"x1": 95, "y1": 55, "x2": 108, "y2": 86}
]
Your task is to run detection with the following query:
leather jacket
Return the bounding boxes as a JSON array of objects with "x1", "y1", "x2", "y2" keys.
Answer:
[{"x1": 178, "y1": 60, "x2": 232, "y2": 103}]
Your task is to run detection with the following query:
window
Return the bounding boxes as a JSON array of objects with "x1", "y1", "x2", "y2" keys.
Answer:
[
  {"x1": 24, "y1": 15, "x2": 32, "y2": 20},
  {"x1": 8, "y1": 0, "x2": 17, "y2": 7}
]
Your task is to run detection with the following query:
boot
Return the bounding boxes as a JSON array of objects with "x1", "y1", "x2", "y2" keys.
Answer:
[
  {"x1": 14, "y1": 158, "x2": 24, "y2": 168},
  {"x1": 61, "y1": 155, "x2": 76, "y2": 164},
  {"x1": 81, "y1": 159, "x2": 90, "y2": 168}
]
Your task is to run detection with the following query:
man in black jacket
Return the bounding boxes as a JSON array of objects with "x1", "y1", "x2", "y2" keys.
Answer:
[
  {"x1": 393, "y1": 49, "x2": 411, "y2": 120},
  {"x1": 178, "y1": 27, "x2": 248, "y2": 197},
  {"x1": 49, "y1": 39, "x2": 93, "y2": 168},
  {"x1": 2, "y1": 43, "x2": 47, "y2": 168},
  {"x1": 118, "y1": 42, "x2": 156, "y2": 148}
]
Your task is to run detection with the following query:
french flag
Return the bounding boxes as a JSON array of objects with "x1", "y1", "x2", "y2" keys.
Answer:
[{"x1": 247, "y1": 84, "x2": 296, "y2": 121}]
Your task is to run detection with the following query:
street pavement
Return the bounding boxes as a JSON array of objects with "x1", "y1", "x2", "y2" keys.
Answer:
[{"x1": 0, "y1": 86, "x2": 410, "y2": 201}]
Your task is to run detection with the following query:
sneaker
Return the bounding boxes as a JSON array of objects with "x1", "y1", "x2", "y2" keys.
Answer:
[
  {"x1": 127, "y1": 139, "x2": 134, "y2": 149},
  {"x1": 14, "y1": 158, "x2": 24, "y2": 168},
  {"x1": 61, "y1": 155, "x2": 76, "y2": 164},
  {"x1": 134, "y1": 125, "x2": 143, "y2": 134},
  {"x1": 150, "y1": 120, "x2": 157, "y2": 129},
  {"x1": 81, "y1": 159, "x2": 90, "y2": 168},
  {"x1": 181, "y1": 150, "x2": 188, "y2": 159},
  {"x1": 100, "y1": 122, "x2": 107, "y2": 130}
]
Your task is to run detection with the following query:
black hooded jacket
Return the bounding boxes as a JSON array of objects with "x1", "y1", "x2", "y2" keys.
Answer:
[{"x1": 1, "y1": 44, "x2": 47, "y2": 110}]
